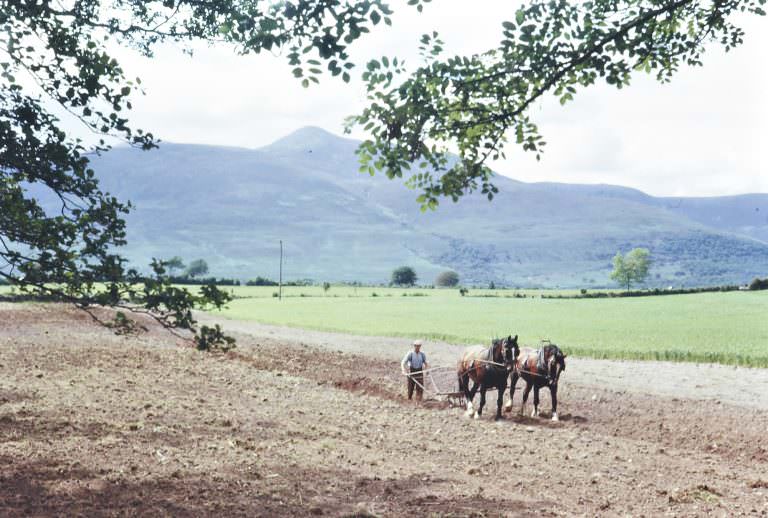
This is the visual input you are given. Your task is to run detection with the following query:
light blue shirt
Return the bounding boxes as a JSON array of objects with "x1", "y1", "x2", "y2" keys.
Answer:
[{"x1": 402, "y1": 350, "x2": 427, "y2": 369}]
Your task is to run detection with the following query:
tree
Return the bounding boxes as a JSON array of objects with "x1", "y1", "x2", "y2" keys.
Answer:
[
  {"x1": 165, "y1": 257, "x2": 186, "y2": 277},
  {"x1": 610, "y1": 248, "x2": 651, "y2": 290},
  {"x1": 435, "y1": 270, "x2": 459, "y2": 287},
  {"x1": 1, "y1": 1, "x2": 762, "y2": 339},
  {"x1": 391, "y1": 266, "x2": 418, "y2": 286},
  {"x1": 349, "y1": 0, "x2": 766, "y2": 209},
  {"x1": 185, "y1": 259, "x2": 209, "y2": 279}
]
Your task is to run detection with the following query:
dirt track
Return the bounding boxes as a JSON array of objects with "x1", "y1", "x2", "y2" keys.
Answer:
[
  {"x1": 198, "y1": 313, "x2": 768, "y2": 410},
  {"x1": 1, "y1": 303, "x2": 767, "y2": 517}
]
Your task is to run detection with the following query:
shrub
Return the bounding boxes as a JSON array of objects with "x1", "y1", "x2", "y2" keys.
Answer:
[
  {"x1": 749, "y1": 277, "x2": 768, "y2": 290},
  {"x1": 435, "y1": 270, "x2": 459, "y2": 287},
  {"x1": 195, "y1": 324, "x2": 236, "y2": 352},
  {"x1": 459, "y1": 287, "x2": 469, "y2": 296}
]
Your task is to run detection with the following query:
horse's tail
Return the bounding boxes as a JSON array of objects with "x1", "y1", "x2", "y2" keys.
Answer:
[{"x1": 457, "y1": 364, "x2": 466, "y2": 393}]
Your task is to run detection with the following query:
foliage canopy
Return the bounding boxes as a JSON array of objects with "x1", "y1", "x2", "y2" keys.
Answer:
[
  {"x1": 185, "y1": 259, "x2": 209, "y2": 279},
  {"x1": 391, "y1": 266, "x2": 418, "y2": 286},
  {"x1": 611, "y1": 248, "x2": 652, "y2": 290},
  {"x1": 435, "y1": 270, "x2": 459, "y2": 287},
  {"x1": 348, "y1": 0, "x2": 765, "y2": 209}
]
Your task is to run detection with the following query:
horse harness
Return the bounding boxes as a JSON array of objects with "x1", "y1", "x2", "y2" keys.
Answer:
[
  {"x1": 515, "y1": 349, "x2": 557, "y2": 385},
  {"x1": 461, "y1": 344, "x2": 507, "y2": 378}
]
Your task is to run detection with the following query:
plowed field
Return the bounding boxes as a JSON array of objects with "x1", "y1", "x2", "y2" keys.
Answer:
[{"x1": 1, "y1": 303, "x2": 767, "y2": 517}]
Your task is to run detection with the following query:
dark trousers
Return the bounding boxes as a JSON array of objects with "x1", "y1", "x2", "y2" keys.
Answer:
[{"x1": 407, "y1": 367, "x2": 424, "y2": 400}]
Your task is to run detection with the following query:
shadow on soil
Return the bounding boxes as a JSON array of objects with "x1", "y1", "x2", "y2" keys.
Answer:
[{"x1": 0, "y1": 455, "x2": 553, "y2": 517}]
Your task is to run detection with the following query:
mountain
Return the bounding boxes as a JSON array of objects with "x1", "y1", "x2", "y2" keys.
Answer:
[{"x1": 88, "y1": 127, "x2": 768, "y2": 287}]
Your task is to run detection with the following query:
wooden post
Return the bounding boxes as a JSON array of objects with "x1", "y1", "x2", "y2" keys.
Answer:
[{"x1": 279, "y1": 240, "x2": 283, "y2": 301}]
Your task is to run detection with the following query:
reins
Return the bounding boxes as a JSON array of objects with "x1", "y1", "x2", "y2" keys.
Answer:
[
  {"x1": 457, "y1": 358, "x2": 508, "y2": 379},
  {"x1": 473, "y1": 359, "x2": 507, "y2": 368},
  {"x1": 515, "y1": 366, "x2": 552, "y2": 382}
]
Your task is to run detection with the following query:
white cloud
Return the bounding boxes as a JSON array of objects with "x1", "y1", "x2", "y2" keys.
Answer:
[{"x1": 86, "y1": 3, "x2": 766, "y2": 196}]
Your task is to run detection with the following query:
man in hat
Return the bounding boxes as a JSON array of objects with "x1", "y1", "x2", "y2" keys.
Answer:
[{"x1": 401, "y1": 340, "x2": 430, "y2": 400}]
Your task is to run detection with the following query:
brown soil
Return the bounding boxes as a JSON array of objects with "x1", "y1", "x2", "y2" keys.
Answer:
[{"x1": 1, "y1": 302, "x2": 767, "y2": 517}]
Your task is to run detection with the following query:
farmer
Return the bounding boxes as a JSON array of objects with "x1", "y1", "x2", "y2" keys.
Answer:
[{"x1": 401, "y1": 340, "x2": 430, "y2": 401}]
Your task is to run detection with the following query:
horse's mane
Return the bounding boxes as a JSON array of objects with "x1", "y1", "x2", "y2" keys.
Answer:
[
  {"x1": 542, "y1": 343, "x2": 566, "y2": 369},
  {"x1": 489, "y1": 338, "x2": 505, "y2": 361}
]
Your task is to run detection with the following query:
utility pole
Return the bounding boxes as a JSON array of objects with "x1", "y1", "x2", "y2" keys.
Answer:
[{"x1": 279, "y1": 240, "x2": 283, "y2": 301}]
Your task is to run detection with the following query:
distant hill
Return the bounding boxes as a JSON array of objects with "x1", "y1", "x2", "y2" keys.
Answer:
[{"x1": 88, "y1": 127, "x2": 768, "y2": 287}]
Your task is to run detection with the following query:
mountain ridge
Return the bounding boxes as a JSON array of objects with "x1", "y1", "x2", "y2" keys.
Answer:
[{"x1": 89, "y1": 128, "x2": 768, "y2": 287}]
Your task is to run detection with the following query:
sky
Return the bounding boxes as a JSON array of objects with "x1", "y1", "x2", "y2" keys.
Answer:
[{"x1": 105, "y1": 1, "x2": 767, "y2": 198}]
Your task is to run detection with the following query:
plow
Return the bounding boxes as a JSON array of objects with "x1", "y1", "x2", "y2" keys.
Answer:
[
  {"x1": 402, "y1": 359, "x2": 509, "y2": 407},
  {"x1": 402, "y1": 366, "x2": 465, "y2": 406}
]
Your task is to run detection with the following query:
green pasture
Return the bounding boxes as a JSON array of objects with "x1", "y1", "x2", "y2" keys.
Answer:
[{"x1": 216, "y1": 287, "x2": 768, "y2": 367}]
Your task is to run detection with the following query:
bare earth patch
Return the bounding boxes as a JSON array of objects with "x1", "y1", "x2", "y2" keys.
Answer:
[{"x1": 1, "y1": 303, "x2": 767, "y2": 516}]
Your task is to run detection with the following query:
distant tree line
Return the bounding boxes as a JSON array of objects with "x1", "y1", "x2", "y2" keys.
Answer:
[
  {"x1": 168, "y1": 276, "x2": 241, "y2": 286},
  {"x1": 542, "y1": 285, "x2": 745, "y2": 299},
  {"x1": 245, "y1": 277, "x2": 279, "y2": 286}
]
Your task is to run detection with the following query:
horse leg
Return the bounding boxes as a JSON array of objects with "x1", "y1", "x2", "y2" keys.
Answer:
[
  {"x1": 505, "y1": 372, "x2": 517, "y2": 411},
  {"x1": 467, "y1": 381, "x2": 485, "y2": 419},
  {"x1": 550, "y1": 384, "x2": 559, "y2": 422},
  {"x1": 495, "y1": 378, "x2": 507, "y2": 421},
  {"x1": 459, "y1": 372, "x2": 474, "y2": 417},
  {"x1": 476, "y1": 385, "x2": 487, "y2": 420},
  {"x1": 521, "y1": 382, "x2": 532, "y2": 417},
  {"x1": 466, "y1": 377, "x2": 480, "y2": 418},
  {"x1": 532, "y1": 385, "x2": 540, "y2": 418}
]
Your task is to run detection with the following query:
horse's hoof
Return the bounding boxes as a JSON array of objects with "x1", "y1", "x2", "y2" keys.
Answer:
[
  {"x1": 551, "y1": 413, "x2": 559, "y2": 422},
  {"x1": 473, "y1": 412, "x2": 480, "y2": 420},
  {"x1": 504, "y1": 401, "x2": 512, "y2": 410}
]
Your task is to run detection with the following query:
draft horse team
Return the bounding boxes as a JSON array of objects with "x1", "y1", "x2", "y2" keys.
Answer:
[{"x1": 456, "y1": 336, "x2": 567, "y2": 421}]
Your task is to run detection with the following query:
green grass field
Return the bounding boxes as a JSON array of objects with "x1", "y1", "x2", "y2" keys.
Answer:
[
  {"x1": 215, "y1": 286, "x2": 768, "y2": 367},
  {"x1": 3, "y1": 284, "x2": 765, "y2": 366}
]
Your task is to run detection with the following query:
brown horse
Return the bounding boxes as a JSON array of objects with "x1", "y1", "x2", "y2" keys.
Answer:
[
  {"x1": 508, "y1": 342, "x2": 566, "y2": 421},
  {"x1": 457, "y1": 335, "x2": 519, "y2": 420}
]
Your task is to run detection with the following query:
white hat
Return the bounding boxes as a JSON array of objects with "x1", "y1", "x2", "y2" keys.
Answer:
[{"x1": 413, "y1": 340, "x2": 423, "y2": 346}]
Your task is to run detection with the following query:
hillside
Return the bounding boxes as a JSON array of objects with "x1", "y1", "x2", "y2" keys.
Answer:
[{"x1": 89, "y1": 127, "x2": 768, "y2": 287}]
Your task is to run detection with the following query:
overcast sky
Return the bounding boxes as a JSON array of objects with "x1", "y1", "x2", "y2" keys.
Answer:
[{"x1": 107, "y1": 1, "x2": 767, "y2": 197}]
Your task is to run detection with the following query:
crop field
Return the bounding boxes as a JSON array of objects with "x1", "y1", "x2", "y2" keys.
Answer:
[
  {"x1": 216, "y1": 286, "x2": 768, "y2": 366},
  {"x1": 3, "y1": 284, "x2": 765, "y2": 366}
]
